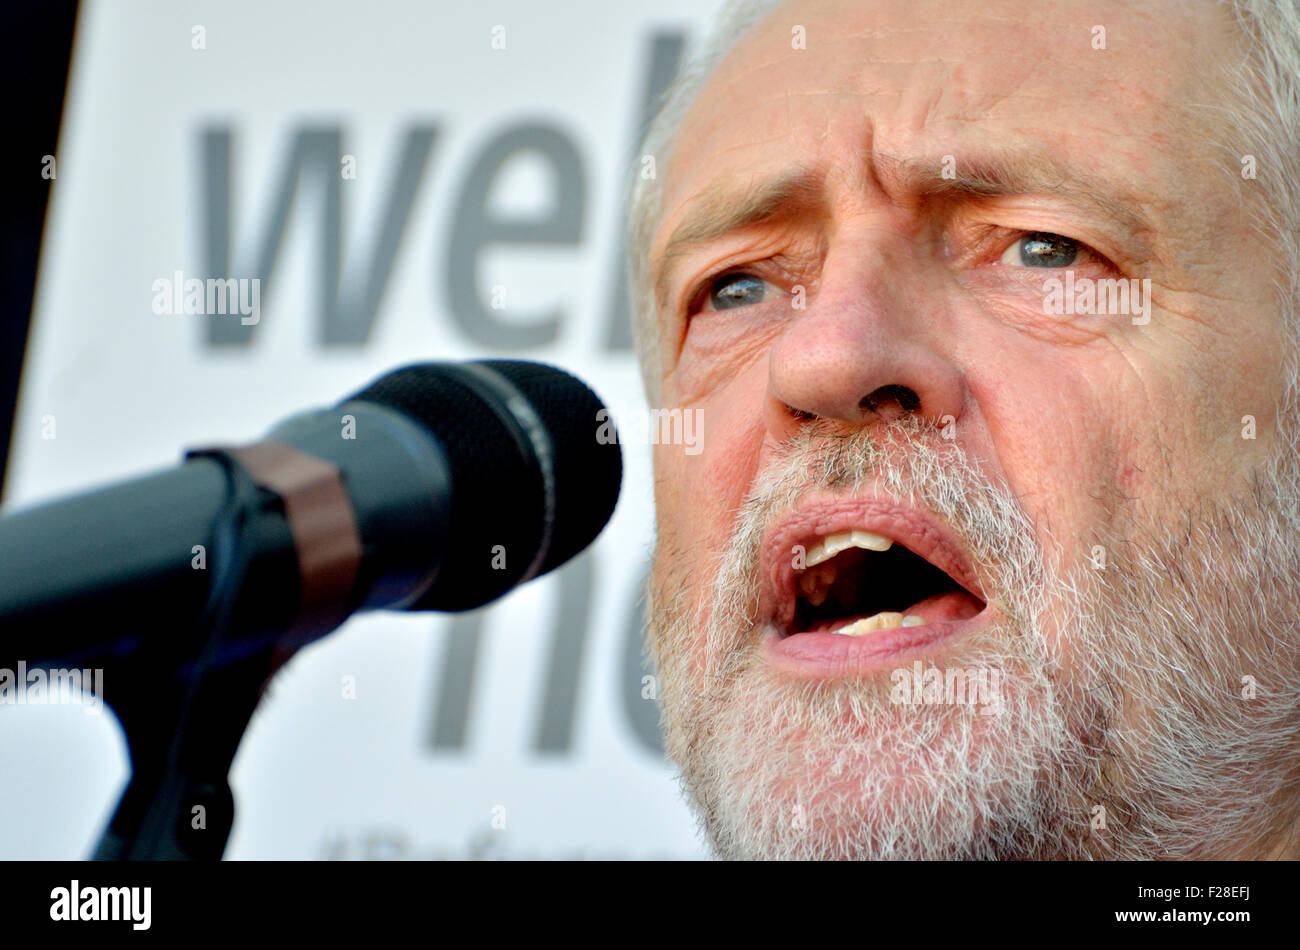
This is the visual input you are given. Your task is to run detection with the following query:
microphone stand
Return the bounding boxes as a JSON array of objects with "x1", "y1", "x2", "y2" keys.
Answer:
[{"x1": 92, "y1": 451, "x2": 295, "y2": 860}]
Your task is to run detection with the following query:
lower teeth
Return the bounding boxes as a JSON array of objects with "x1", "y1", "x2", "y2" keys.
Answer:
[{"x1": 830, "y1": 612, "x2": 927, "y2": 636}]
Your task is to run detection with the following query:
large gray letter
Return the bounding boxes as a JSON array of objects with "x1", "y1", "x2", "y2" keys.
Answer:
[
  {"x1": 201, "y1": 125, "x2": 435, "y2": 345},
  {"x1": 444, "y1": 124, "x2": 584, "y2": 348}
]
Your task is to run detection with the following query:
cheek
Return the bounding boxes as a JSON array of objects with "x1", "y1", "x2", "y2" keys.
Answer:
[
  {"x1": 656, "y1": 369, "x2": 769, "y2": 603},
  {"x1": 674, "y1": 311, "x2": 785, "y2": 406},
  {"x1": 970, "y1": 360, "x2": 1139, "y2": 571},
  {"x1": 1116, "y1": 457, "x2": 1144, "y2": 498}
]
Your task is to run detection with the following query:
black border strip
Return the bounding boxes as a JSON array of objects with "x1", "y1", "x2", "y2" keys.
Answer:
[{"x1": 0, "y1": 1, "x2": 81, "y2": 502}]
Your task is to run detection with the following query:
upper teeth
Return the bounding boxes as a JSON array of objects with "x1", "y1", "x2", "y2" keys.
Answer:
[
  {"x1": 795, "y1": 530, "x2": 898, "y2": 622},
  {"x1": 804, "y1": 530, "x2": 892, "y2": 567}
]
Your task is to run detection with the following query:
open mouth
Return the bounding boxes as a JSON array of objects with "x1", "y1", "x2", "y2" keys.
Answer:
[{"x1": 784, "y1": 528, "x2": 987, "y2": 638}]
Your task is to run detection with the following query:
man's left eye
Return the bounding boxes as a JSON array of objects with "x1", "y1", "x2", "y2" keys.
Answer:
[
  {"x1": 707, "y1": 272, "x2": 770, "y2": 310},
  {"x1": 999, "y1": 232, "x2": 1082, "y2": 268}
]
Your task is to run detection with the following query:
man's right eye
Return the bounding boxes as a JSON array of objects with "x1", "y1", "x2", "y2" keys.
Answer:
[{"x1": 707, "y1": 272, "x2": 769, "y2": 310}]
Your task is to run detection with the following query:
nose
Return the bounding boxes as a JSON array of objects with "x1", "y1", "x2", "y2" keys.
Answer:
[{"x1": 764, "y1": 243, "x2": 965, "y2": 441}]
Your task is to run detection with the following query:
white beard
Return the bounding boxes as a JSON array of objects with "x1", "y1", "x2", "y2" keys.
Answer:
[{"x1": 647, "y1": 417, "x2": 1300, "y2": 859}]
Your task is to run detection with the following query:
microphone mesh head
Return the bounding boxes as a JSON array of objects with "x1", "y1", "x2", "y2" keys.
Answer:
[{"x1": 347, "y1": 360, "x2": 622, "y2": 610}]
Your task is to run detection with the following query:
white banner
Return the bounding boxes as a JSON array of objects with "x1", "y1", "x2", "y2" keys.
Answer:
[{"x1": 0, "y1": 0, "x2": 725, "y2": 859}]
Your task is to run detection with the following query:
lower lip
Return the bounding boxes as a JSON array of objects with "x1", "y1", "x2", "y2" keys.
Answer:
[{"x1": 763, "y1": 611, "x2": 991, "y2": 679}]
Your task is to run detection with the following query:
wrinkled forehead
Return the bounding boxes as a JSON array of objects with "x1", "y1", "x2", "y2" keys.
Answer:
[{"x1": 656, "y1": 0, "x2": 1243, "y2": 243}]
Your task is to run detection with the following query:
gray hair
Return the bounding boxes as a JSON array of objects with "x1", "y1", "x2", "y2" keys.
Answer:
[
  {"x1": 1218, "y1": 0, "x2": 1300, "y2": 418},
  {"x1": 625, "y1": 0, "x2": 1300, "y2": 408}
]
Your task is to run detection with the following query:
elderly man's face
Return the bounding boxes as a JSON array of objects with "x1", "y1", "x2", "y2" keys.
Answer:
[{"x1": 645, "y1": 0, "x2": 1300, "y2": 859}]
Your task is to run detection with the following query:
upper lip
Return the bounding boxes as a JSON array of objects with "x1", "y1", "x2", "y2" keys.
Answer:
[{"x1": 759, "y1": 492, "x2": 987, "y2": 631}]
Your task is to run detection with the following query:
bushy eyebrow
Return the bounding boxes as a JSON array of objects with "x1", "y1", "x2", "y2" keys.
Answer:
[
  {"x1": 654, "y1": 166, "x2": 826, "y2": 309},
  {"x1": 880, "y1": 150, "x2": 1157, "y2": 255},
  {"x1": 652, "y1": 149, "x2": 1158, "y2": 307}
]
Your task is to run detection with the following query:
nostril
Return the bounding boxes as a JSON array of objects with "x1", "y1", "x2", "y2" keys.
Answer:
[{"x1": 860, "y1": 384, "x2": 921, "y2": 416}]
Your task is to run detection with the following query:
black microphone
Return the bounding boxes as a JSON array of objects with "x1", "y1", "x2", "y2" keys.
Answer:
[{"x1": 0, "y1": 360, "x2": 622, "y2": 670}]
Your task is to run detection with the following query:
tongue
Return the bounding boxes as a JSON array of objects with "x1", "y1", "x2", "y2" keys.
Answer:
[{"x1": 803, "y1": 589, "x2": 983, "y2": 635}]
